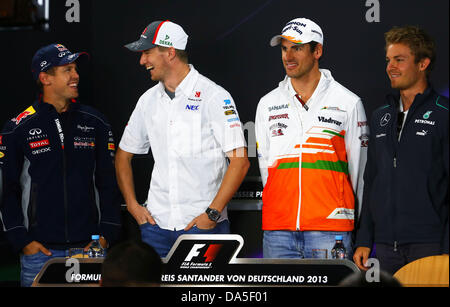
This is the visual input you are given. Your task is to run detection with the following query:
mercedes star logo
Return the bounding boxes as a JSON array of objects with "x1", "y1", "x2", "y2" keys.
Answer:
[{"x1": 380, "y1": 113, "x2": 391, "y2": 127}]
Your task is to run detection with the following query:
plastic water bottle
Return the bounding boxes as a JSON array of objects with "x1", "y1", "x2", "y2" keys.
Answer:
[
  {"x1": 331, "y1": 235, "x2": 347, "y2": 259},
  {"x1": 87, "y1": 235, "x2": 105, "y2": 258}
]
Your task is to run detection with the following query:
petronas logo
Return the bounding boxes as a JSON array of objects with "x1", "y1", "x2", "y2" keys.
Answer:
[{"x1": 423, "y1": 111, "x2": 433, "y2": 119}]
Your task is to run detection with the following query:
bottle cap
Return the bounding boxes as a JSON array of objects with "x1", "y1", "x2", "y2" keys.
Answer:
[
  {"x1": 335, "y1": 235, "x2": 343, "y2": 240},
  {"x1": 91, "y1": 235, "x2": 100, "y2": 240}
]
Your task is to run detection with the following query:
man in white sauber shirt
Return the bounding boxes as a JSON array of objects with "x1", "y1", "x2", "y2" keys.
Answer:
[
  {"x1": 255, "y1": 18, "x2": 368, "y2": 259},
  {"x1": 115, "y1": 20, "x2": 249, "y2": 257}
]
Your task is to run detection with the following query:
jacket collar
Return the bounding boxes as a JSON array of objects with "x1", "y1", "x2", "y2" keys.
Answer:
[
  {"x1": 279, "y1": 69, "x2": 334, "y2": 102},
  {"x1": 386, "y1": 85, "x2": 435, "y2": 111}
]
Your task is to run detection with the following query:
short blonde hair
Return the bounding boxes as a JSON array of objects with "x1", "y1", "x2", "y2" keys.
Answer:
[{"x1": 385, "y1": 25, "x2": 435, "y2": 77}]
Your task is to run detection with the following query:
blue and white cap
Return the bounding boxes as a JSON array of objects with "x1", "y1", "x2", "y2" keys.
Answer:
[{"x1": 31, "y1": 43, "x2": 88, "y2": 80}]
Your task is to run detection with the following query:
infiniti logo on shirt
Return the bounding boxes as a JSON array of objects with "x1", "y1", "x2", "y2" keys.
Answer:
[{"x1": 29, "y1": 128, "x2": 42, "y2": 135}]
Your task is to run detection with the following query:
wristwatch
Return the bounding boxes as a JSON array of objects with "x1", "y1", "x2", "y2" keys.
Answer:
[{"x1": 205, "y1": 207, "x2": 221, "y2": 222}]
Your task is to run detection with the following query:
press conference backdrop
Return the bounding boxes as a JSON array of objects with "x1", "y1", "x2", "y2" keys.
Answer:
[{"x1": 0, "y1": 0, "x2": 448, "y2": 258}]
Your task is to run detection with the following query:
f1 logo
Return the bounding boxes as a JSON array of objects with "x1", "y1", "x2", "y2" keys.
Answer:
[
  {"x1": 184, "y1": 244, "x2": 205, "y2": 262},
  {"x1": 184, "y1": 244, "x2": 223, "y2": 262}
]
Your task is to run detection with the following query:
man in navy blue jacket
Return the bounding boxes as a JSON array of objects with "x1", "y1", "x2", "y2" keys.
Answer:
[
  {"x1": 354, "y1": 26, "x2": 449, "y2": 275},
  {"x1": 0, "y1": 44, "x2": 121, "y2": 286}
]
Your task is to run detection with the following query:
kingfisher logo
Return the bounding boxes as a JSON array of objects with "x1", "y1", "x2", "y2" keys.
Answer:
[{"x1": 181, "y1": 244, "x2": 223, "y2": 269}]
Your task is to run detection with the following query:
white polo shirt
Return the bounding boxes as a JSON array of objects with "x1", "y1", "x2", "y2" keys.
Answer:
[{"x1": 119, "y1": 65, "x2": 246, "y2": 230}]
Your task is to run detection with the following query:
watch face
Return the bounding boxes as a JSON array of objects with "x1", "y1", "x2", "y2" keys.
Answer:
[{"x1": 207, "y1": 208, "x2": 220, "y2": 221}]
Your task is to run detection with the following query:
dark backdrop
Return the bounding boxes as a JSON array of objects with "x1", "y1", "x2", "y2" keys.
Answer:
[
  {"x1": 0, "y1": 0, "x2": 448, "y2": 202},
  {"x1": 0, "y1": 1, "x2": 448, "y2": 263}
]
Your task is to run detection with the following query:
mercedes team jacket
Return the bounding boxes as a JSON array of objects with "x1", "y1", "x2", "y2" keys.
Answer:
[
  {"x1": 255, "y1": 69, "x2": 369, "y2": 231},
  {"x1": 0, "y1": 100, "x2": 121, "y2": 252},
  {"x1": 355, "y1": 87, "x2": 449, "y2": 253}
]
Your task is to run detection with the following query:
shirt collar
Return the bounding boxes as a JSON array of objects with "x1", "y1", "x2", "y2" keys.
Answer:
[
  {"x1": 157, "y1": 64, "x2": 198, "y2": 98},
  {"x1": 283, "y1": 69, "x2": 332, "y2": 103}
]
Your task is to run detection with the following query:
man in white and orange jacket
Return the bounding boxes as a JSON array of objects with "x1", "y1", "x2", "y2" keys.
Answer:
[{"x1": 255, "y1": 18, "x2": 368, "y2": 259}]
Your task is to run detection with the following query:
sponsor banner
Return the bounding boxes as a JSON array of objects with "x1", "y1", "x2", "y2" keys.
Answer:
[{"x1": 32, "y1": 235, "x2": 358, "y2": 287}]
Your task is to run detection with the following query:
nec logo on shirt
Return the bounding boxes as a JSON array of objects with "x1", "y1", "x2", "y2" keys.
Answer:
[{"x1": 186, "y1": 105, "x2": 199, "y2": 111}]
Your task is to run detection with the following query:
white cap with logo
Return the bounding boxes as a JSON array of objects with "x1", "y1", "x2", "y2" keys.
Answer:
[
  {"x1": 270, "y1": 18, "x2": 324, "y2": 47},
  {"x1": 125, "y1": 20, "x2": 189, "y2": 52}
]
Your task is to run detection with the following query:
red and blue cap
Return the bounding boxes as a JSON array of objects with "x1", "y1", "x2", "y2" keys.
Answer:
[{"x1": 31, "y1": 43, "x2": 89, "y2": 80}]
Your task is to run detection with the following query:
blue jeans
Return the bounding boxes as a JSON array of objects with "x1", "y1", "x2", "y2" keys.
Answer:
[
  {"x1": 263, "y1": 230, "x2": 353, "y2": 259},
  {"x1": 140, "y1": 220, "x2": 230, "y2": 258},
  {"x1": 20, "y1": 249, "x2": 68, "y2": 287}
]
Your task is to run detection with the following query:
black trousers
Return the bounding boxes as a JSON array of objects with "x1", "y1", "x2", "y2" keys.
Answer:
[{"x1": 375, "y1": 242, "x2": 442, "y2": 275}]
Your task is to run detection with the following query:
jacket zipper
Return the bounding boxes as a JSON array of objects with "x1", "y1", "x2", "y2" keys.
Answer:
[
  {"x1": 296, "y1": 143, "x2": 302, "y2": 230},
  {"x1": 54, "y1": 117, "x2": 69, "y2": 243},
  {"x1": 295, "y1": 99, "x2": 304, "y2": 230},
  {"x1": 392, "y1": 105, "x2": 403, "y2": 252}
]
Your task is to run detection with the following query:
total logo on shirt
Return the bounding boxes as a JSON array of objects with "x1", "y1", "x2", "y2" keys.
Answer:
[{"x1": 29, "y1": 139, "x2": 50, "y2": 149}]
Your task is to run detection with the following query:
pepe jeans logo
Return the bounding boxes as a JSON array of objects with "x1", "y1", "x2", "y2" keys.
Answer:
[{"x1": 77, "y1": 125, "x2": 94, "y2": 132}]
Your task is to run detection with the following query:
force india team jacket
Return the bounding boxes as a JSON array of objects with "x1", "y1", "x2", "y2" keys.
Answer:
[
  {"x1": 255, "y1": 69, "x2": 369, "y2": 232},
  {"x1": 0, "y1": 101, "x2": 121, "y2": 252}
]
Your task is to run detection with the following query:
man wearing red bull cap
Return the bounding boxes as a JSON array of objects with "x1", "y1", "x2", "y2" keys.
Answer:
[
  {"x1": 0, "y1": 44, "x2": 121, "y2": 286},
  {"x1": 255, "y1": 18, "x2": 369, "y2": 259},
  {"x1": 115, "y1": 20, "x2": 250, "y2": 257}
]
